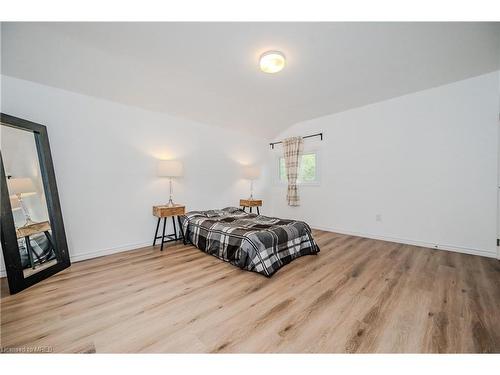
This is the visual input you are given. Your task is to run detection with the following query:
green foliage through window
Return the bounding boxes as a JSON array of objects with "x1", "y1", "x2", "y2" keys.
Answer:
[{"x1": 279, "y1": 153, "x2": 317, "y2": 183}]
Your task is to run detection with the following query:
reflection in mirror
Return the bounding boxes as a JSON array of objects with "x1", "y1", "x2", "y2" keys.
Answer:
[{"x1": 1, "y1": 123, "x2": 59, "y2": 277}]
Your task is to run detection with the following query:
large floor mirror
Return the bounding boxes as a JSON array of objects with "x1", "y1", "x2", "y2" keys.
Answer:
[{"x1": 1, "y1": 113, "x2": 70, "y2": 294}]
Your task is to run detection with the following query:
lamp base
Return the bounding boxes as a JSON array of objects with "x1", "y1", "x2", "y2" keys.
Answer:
[
  {"x1": 165, "y1": 199, "x2": 176, "y2": 207},
  {"x1": 19, "y1": 218, "x2": 38, "y2": 228}
]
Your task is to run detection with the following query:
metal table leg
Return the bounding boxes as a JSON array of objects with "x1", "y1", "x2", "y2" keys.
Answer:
[
  {"x1": 172, "y1": 216, "x2": 178, "y2": 240},
  {"x1": 160, "y1": 217, "x2": 167, "y2": 251},
  {"x1": 178, "y1": 216, "x2": 186, "y2": 245},
  {"x1": 24, "y1": 236, "x2": 35, "y2": 269},
  {"x1": 152, "y1": 217, "x2": 161, "y2": 246},
  {"x1": 44, "y1": 231, "x2": 55, "y2": 249}
]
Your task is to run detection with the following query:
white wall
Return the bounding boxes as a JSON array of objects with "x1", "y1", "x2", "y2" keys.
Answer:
[
  {"x1": 268, "y1": 72, "x2": 500, "y2": 258},
  {"x1": 0, "y1": 75, "x2": 269, "y2": 275}
]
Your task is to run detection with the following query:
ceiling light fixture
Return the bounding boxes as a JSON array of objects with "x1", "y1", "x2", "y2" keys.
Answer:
[{"x1": 259, "y1": 51, "x2": 286, "y2": 73}]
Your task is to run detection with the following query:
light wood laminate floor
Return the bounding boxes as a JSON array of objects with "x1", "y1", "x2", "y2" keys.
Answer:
[{"x1": 1, "y1": 230, "x2": 499, "y2": 353}]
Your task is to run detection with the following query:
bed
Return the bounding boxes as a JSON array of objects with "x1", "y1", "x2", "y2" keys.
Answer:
[{"x1": 179, "y1": 207, "x2": 319, "y2": 276}]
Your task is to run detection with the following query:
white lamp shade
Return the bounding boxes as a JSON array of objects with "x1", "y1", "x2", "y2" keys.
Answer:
[
  {"x1": 7, "y1": 177, "x2": 36, "y2": 196},
  {"x1": 243, "y1": 166, "x2": 260, "y2": 180},
  {"x1": 157, "y1": 160, "x2": 183, "y2": 177}
]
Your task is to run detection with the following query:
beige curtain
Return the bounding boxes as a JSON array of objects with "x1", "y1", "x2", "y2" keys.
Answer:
[{"x1": 283, "y1": 136, "x2": 304, "y2": 206}]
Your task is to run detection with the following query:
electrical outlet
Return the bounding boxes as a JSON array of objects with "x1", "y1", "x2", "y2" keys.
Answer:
[{"x1": 376, "y1": 214, "x2": 382, "y2": 222}]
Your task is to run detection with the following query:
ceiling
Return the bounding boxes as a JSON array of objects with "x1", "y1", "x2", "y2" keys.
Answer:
[{"x1": 1, "y1": 22, "x2": 499, "y2": 138}]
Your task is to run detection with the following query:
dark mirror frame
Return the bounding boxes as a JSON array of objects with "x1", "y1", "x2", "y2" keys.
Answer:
[{"x1": 1, "y1": 113, "x2": 70, "y2": 294}]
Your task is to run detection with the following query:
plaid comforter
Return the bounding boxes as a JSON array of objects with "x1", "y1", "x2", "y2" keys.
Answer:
[{"x1": 179, "y1": 207, "x2": 319, "y2": 277}]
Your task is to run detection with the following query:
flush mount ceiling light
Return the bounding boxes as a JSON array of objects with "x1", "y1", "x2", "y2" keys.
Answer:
[{"x1": 259, "y1": 51, "x2": 286, "y2": 73}]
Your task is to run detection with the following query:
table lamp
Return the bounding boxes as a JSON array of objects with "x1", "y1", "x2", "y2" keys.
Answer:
[
  {"x1": 7, "y1": 177, "x2": 37, "y2": 226},
  {"x1": 157, "y1": 160, "x2": 183, "y2": 207},
  {"x1": 243, "y1": 166, "x2": 260, "y2": 200}
]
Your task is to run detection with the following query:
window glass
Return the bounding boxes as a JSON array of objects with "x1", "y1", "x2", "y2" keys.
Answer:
[{"x1": 279, "y1": 153, "x2": 317, "y2": 183}]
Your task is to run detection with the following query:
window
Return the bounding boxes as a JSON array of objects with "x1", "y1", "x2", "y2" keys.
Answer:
[{"x1": 278, "y1": 152, "x2": 319, "y2": 184}]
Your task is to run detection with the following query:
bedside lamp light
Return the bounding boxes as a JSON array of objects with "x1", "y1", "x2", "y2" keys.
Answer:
[
  {"x1": 243, "y1": 166, "x2": 260, "y2": 200},
  {"x1": 7, "y1": 177, "x2": 37, "y2": 226},
  {"x1": 157, "y1": 160, "x2": 183, "y2": 207}
]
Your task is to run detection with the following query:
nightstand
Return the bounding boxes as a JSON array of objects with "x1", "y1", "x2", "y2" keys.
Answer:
[
  {"x1": 16, "y1": 221, "x2": 55, "y2": 269},
  {"x1": 240, "y1": 199, "x2": 262, "y2": 215},
  {"x1": 152, "y1": 204, "x2": 185, "y2": 251}
]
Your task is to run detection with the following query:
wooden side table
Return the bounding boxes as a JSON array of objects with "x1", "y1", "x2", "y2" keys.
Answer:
[
  {"x1": 152, "y1": 204, "x2": 185, "y2": 251},
  {"x1": 240, "y1": 199, "x2": 263, "y2": 215},
  {"x1": 16, "y1": 221, "x2": 55, "y2": 269}
]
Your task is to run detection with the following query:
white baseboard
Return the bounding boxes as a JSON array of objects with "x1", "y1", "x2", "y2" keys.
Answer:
[
  {"x1": 0, "y1": 240, "x2": 151, "y2": 278},
  {"x1": 68, "y1": 240, "x2": 152, "y2": 263},
  {"x1": 311, "y1": 225, "x2": 498, "y2": 259}
]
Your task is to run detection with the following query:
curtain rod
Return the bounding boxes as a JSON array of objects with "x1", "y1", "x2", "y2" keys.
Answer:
[{"x1": 269, "y1": 133, "x2": 323, "y2": 149}]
